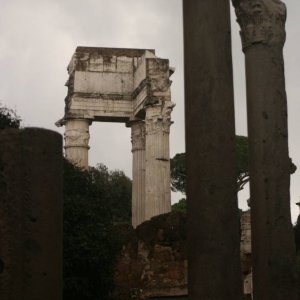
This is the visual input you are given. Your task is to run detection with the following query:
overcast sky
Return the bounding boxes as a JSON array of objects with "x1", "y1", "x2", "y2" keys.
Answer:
[{"x1": 1, "y1": 0, "x2": 299, "y2": 221}]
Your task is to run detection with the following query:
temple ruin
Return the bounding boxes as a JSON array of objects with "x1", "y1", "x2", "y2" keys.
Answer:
[{"x1": 56, "y1": 47, "x2": 175, "y2": 227}]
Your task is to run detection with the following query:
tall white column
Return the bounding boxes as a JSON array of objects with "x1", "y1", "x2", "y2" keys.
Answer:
[
  {"x1": 131, "y1": 120, "x2": 146, "y2": 228},
  {"x1": 64, "y1": 119, "x2": 91, "y2": 169},
  {"x1": 144, "y1": 106, "x2": 172, "y2": 221}
]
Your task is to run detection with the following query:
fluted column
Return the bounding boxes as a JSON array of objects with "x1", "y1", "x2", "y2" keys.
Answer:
[
  {"x1": 144, "y1": 106, "x2": 172, "y2": 221},
  {"x1": 131, "y1": 120, "x2": 146, "y2": 228},
  {"x1": 64, "y1": 119, "x2": 91, "y2": 169},
  {"x1": 232, "y1": 1, "x2": 297, "y2": 299}
]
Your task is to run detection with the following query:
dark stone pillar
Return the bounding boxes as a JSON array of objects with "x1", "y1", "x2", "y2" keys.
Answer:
[
  {"x1": 232, "y1": 1, "x2": 298, "y2": 299},
  {"x1": 183, "y1": 1, "x2": 243, "y2": 299},
  {"x1": 0, "y1": 128, "x2": 63, "y2": 300}
]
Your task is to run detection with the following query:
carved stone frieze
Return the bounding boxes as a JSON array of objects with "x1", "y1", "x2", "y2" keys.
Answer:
[
  {"x1": 232, "y1": 0, "x2": 286, "y2": 50},
  {"x1": 64, "y1": 128, "x2": 90, "y2": 149},
  {"x1": 131, "y1": 121, "x2": 146, "y2": 152}
]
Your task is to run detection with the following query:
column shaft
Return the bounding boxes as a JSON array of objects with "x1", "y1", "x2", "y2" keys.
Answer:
[
  {"x1": 64, "y1": 119, "x2": 90, "y2": 169},
  {"x1": 131, "y1": 121, "x2": 146, "y2": 228},
  {"x1": 233, "y1": 1, "x2": 297, "y2": 299},
  {"x1": 183, "y1": 0, "x2": 243, "y2": 299},
  {"x1": 145, "y1": 107, "x2": 171, "y2": 221},
  {"x1": 0, "y1": 128, "x2": 63, "y2": 300},
  {"x1": 246, "y1": 46, "x2": 297, "y2": 300}
]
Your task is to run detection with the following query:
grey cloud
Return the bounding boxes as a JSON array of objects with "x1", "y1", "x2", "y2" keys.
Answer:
[{"x1": 0, "y1": 0, "x2": 299, "y2": 219}]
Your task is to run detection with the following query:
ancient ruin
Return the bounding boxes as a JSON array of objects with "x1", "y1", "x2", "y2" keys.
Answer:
[
  {"x1": 183, "y1": 1, "x2": 244, "y2": 299},
  {"x1": 183, "y1": 0, "x2": 297, "y2": 299},
  {"x1": 232, "y1": 0, "x2": 298, "y2": 298},
  {"x1": 112, "y1": 210, "x2": 253, "y2": 300},
  {"x1": 57, "y1": 47, "x2": 175, "y2": 227},
  {"x1": 0, "y1": 128, "x2": 63, "y2": 300}
]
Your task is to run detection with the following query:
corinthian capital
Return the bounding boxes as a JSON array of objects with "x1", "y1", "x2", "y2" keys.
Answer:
[
  {"x1": 232, "y1": 0, "x2": 286, "y2": 50},
  {"x1": 146, "y1": 118, "x2": 172, "y2": 135}
]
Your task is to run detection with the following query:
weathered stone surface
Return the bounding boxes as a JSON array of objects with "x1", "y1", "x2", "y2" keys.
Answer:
[
  {"x1": 57, "y1": 47, "x2": 175, "y2": 226},
  {"x1": 57, "y1": 47, "x2": 173, "y2": 124},
  {"x1": 64, "y1": 118, "x2": 90, "y2": 168},
  {"x1": 145, "y1": 105, "x2": 173, "y2": 222},
  {"x1": 233, "y1": 0, "x2": 286, "y2": 51},
  {"x1": 112, "y1": 212, "x2": 187, "y2": 300},
  {"x1": 113, "y1": 211, "x2": 253, "y2": 299},
  {"x1": 183, "y1": 1, "x2": 243, "y2": 299},
  {"x1": 240, "y1": 210, "x2": 252, "y2": 299},
  {"x1": 233, "y1": 1, "x2": 298, "y2": 299},
  {"x1": 131, "y1": 120, "x2": 146, "y2": 228},
  {"x1": 0, "y1": 128, "x2": 63, "y2": 300}
]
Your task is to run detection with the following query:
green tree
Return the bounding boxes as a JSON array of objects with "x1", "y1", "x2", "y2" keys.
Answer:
[
  {"x1": 235, "y1": 135, "x2": 250, "y2": 191},
  {"x1": 63, "y1": 161, "x2": 132, "y2": 300},
  {"x1": 171, "y1": 135, "x2": 297, "y2": 212},
  {"x1": 170, "y1": 153, "x2": 186, "y2": 194},
  {"x1": 0, "y1": 103, "x2": 132, "y2": 298},
  {"x1": 63, "y1": 160, "x2": 113, "y2": 300},
  {"x1": 0, "y1": 103, "x2": 21, "y2": 129},
  {"x1": 108, "y1": 169, "x2": 132, "y2": 223},
  {"x1": 171, "y1": 135, "x2": 297, "y2": 194},
  {"x1": 171, "y1": 198, "x2": 187, "y2": 214}
]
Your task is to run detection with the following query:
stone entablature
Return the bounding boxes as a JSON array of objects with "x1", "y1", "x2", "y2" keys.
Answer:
[
  {"x1": 57, "y1": 47, "x2": 175, "y2": 227},
  {"x1": 57, "y1": 47, "x2": 175, "y2": 123}
]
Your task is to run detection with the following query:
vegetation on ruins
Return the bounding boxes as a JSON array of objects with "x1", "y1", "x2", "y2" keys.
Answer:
[
  {"x1": 0, "y1": 103, "x2": 132, "y2": 299},
  {"x1": 63, "y1": 160, "x2": 131, "y2": 300},
  {"x1": 0, "y1": 102, "x2": 21, "y2": 129},
  {"x1": 2, "y1": 106, "x2": 299, "y2": 298}
]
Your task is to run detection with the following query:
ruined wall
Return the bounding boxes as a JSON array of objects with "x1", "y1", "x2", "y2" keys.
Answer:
[
  {"x1": 113, "y1": 210, "x2": 252, "y2": 300},
  {"x1": 112, "y1": 212, "x2": 187, "y2": 300}
]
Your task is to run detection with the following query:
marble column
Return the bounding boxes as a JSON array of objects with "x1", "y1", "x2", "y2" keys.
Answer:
[
  {"x1": 232, "y1": 1, "x2": 298, "y2": 299},
  {"x1": 144, "y1": 106, "x2": 172, "y2": 221},
  {"x1": 64, "y1": 119, "x2": 91, "y2": 169},
  {"x1": 183, "y1": 0, "x2": 243, "y2": 299},
  {"x1": 131, "y1": 120, "x2": 146, "y2": 228}
]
